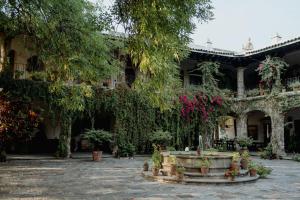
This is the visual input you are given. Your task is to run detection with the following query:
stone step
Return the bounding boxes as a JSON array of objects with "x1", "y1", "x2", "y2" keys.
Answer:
[
  {"x1": 184, "y1": 169, "x2": 248, "y2": 179},
  {"x1": 184, "y1": 175, "x2": 259, "y2": 185},
  {"x1": 142, "y1": 171, "x2": 259, "y2": 185}
]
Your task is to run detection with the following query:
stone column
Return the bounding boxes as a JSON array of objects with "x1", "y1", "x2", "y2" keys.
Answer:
[
  {"x1": 237, "y1": 67, "x2": 245, "y2": 98},
  {"x1": 271, "y1": 112, "x2": 286, "y2": 157},
  {"x1": 0, "y1": 34, "x2": 4, "y2": 72},
  {"x1": 236, "y1": 114, "x2": 247, "y2": 137},
  {"x1": 183, "y1": 70, "x2": 190, "y2": 88}
]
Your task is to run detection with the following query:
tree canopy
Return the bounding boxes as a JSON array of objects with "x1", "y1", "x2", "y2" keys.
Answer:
[{"x1": 113, "y1": 0, "x2": 213, "y2": 110}]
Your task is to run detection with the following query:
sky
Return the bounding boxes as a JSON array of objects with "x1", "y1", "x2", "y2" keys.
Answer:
[{"x1": 101, "y1": 0, "x2": 300, "y2": 51}]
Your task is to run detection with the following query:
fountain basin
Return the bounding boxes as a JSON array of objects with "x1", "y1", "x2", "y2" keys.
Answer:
[{"x1": 162, "y1": 151, "x2": 233, "y2": 173}]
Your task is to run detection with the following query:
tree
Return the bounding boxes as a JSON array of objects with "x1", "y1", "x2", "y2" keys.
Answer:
[
  {"x1": 113, "y1": 0, "x2": 213, "y2": 110},
  {"x1": 0, "y1": 0, "x2": 121, "y2": 157}
]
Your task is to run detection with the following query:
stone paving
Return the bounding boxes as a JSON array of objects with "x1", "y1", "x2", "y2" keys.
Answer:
[{"x1": 0, "y1": 155, "x2": 300, "y2": 200}]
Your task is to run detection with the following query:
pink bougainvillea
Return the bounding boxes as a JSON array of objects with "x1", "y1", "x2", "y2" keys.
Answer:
[{"x1": 179, "y1": 93, "x2": 223, "y2": 122}]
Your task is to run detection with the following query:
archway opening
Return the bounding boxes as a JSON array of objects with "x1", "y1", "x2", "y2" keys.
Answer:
[
  {"x1": 284, "y1": 107, "x2": 300, "y2": 153},
  {"x1": 246, "y1": 110, "x2": 271, "y2": 151}
]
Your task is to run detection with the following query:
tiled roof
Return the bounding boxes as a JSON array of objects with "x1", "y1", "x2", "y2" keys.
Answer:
[{"x1": 189, "y1": 36, "x2": 300, "y2": 58}]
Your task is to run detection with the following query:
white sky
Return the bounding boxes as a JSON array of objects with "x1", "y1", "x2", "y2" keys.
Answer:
[{"x1": 100, "y1": 0, "x2": 300, "y2": 51}]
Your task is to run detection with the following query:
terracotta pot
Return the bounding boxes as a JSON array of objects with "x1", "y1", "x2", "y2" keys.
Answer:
[
  {"x1": 143, "y1": 163, "x2": 149, "y2": 171},
  {"x1": 176, "y1": 172, "x2": 184, "y2": 180},
  {"x1": 201, "y1": 167, "x2": 209, "y2": 175},
  {"x1": 152, "y1": 168, "x2": 159, "y2": 176},
  {"x1": 239, "y1": 147, "x2": 248, "y2": 155},
  {"x1": 230, "y1": 161, "x2": 239, "y2": 171},
  {"x1": 240, "y1": 159, "x2": 248, "y2": 169},
  {"x1": 249, "y1": 169, "x2": 257, "y2": 177},
  {"x1": 170, "y1": 164, "x2": 176, "y2": 176},
  {"x1": 92, "y1": 151, "x2": 102, "y2": 161},
  {"x1": 228, "y1": 176, "x2": 235, "y2": 181}
]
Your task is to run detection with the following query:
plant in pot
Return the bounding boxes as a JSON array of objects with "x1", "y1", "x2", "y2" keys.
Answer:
[
  {"x1": 149, "y1": 130, "x2": 172, "y2": 151},
  {"x1": 230, "y1": 152, "x2": 240, "y2": 172},
  {"x1": 256, "y1": 164, "x2": 272, "y2": 178},
  {"x1": 82, "y1": 129, "x2": 112, "y2": 161},
  {"x1": 240, "y1": 150, "x2": 250, "y2": 170},
  {"x1": 248, "y1": 161, "x2": 257, "y2": 177},
  {"x1": 168, "y1": 155, "x2": 177, "y2": 176},
  {"x1": 151, "y1": 144, "x2": 162, "y2": 176},
  {"x1": 197, "y1": 157, "x2": 211, "y2": 175},
  {"x1": 176, "y1": 165, "x2": 185, "y2": 181},
  {"x1": 143, "y1": 160, "x2": 149, "y2": 171},
  {"x1": 236, "y1": 136, "x2": 253, "y2": 153},
  {"x1": 228, "y1": 168, "x2": 239, "y2": 181}
]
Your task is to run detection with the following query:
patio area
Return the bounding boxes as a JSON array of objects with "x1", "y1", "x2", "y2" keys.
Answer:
[{"x1": 0, "y1": 155, "x2": 300, "y2": 200}]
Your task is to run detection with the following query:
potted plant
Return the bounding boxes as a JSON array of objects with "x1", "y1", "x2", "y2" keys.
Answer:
[
  {"x1": 256, "y1": 164, "x2": 272, "y2": 178},
  {"x1": 196, "y1": 158, "x2": 211, "y2": 175},
  {"x1": 224, "y1": 168, "x2": 239, "y2": 181},
  {"x1": 143, "y1": 160, "x2": 149, "y2": 171},
  {"x1": 236, "y1": 136, "x2": 253, "y2": 153},
  {"x1": 168, "y1": 155, "x2": 177, "y2": 176},
  {"x1": 176, "y1": 166, "x2": 185, "y2": 181},
  {"x1": 248, "y1": 161, "x2": 257, "y2": 177},
  {"x1": 82, "y1": 129, "x2": 112, "y2": 161},
  {"x1": 230, "y1": 152, "x2": 240, "y2": 171},
  {"x1": 240, "y1": 150, "x2": 250, "y2": 169},
  {"x1": 151, "y1": 144, "x2": 162, "y2": 176}
]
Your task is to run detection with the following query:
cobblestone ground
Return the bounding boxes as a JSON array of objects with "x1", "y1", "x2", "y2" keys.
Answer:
[{"x1": 0, "y1": 156, "x2": 300, "y2": 200}]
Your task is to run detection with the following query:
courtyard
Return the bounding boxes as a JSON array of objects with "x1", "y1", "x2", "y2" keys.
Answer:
[{"x1": 0, "y1": 156, "x2": 300, "y2": 200}]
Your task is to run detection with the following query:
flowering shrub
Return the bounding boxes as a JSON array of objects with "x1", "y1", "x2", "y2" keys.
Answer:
[
  {"x1": 0, "y1": 93, "x2": 40, "y2": 143},
  {"x1": 179, "y1": 93, "x2": 223, "y2": 122}
]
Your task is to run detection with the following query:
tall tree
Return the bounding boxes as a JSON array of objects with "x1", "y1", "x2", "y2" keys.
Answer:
[
  {"x1": 0, "y1": 0, "x2": 121, "y2": 157},
  {"x1": 113, "y1": 0, "x2": 213, "y2": 110}
]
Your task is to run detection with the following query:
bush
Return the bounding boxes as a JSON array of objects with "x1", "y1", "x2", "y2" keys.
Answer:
[
  {"x1": 256, "y1": 164, "x2": 272, "y2": 178},
  {"x1": 82, "y1": 129, "x2": 112, "y2": 150},
  {"x1": 118, "y1": 142, "x2": 135, "y2": 157},
  {"x1": 260, "y1": 143, "x2": 277, "y2": 159},
  {"x1": 149, "y1": 130, "x2": 172, "y2": 146},
  {"x1": 236, "y1": 136, "x2": 253, "y2": 148}
]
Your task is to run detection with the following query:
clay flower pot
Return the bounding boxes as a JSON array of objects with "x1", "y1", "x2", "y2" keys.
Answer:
[
  {"x1": 92, "y1": 151, "x2": 102, "y2": 161},
  {"x1": 201, "y1": 167, "x2": 209, "y2": 175},
  {"x1": 229, "y1": 176, "x2": 235, "y2": 181},
  {"x1": 176, "y1": 172, "x2": 184, "y2": 180},
  {"x1": 230, "y1": 161, "x2": 239, "y2": 171},
  {"x1": 152, "y1": 168, "x2": 159, "y2": 176},
  {"x1": 249, "y1": 169, "x2": 257, "y2": 177},
  {"x1": 143, "y1": 162, "x2": 149, "y2": 171},
  {"x1": 170, "y1": 164, "x2": 176, "y2": 176},
  {"x1": 240, "y1": 159, "x2": 248, "y2": 170}
]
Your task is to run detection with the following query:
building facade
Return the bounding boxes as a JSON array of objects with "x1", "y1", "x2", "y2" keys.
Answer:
[{"x1": 1, "y1": 32, "x2": 300, "y2": 155}]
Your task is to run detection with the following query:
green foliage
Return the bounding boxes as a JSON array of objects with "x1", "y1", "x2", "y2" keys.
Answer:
[
  {"x1": 292, "y1": 154, "x2": 300, "y2": 162},
  {"x1": 149, "y1": 130, "x2": 172, "y2": 146},
  {"x1": 241, "y1": 150, "x2": 250, "y2": 162},
  {"x1": 236, "y1": 136, "x2": 253, "y2": 148},
  {"x1": 260, "y1": 143, "x2": 277, "y2": 159},
  {"x1": 83, "y1": 129, "x2": 112, "y2": 150},
  {"x1": 256, "y1": 164, "x2": 272, "y2": 178},
  {"x1": 248, "y1": 161, "x2": 257, "y2": 170},
  {"x1": 246, "y1": 88, "x2": 260, "y2": 97},
  {"x1": 118, "y1": 142, "x2": 135, "y2": 157},
  {"x1": 196, "y1": 157, "x2": 211, "y2": 168},
  {"x1": 168, "y1": 155, "x2": 177, "y2": 165},
  {"x1": 113, "y1": 0, "x2": 213, "y2": 110},
  {"x1": 232, "y1": 152, "x2": 240, "y2": 162},
  {"x1": 151, "y1": 145, "x2": 162, "y2": 168},
  {"x1": 257, "y1": 56, "x2": 289, "y2": 91},
  {"x1": 176, "y1": 166, "x2": 185, "y2": 174}
]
